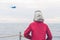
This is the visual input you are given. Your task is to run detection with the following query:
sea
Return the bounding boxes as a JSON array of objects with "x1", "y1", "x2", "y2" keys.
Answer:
[{"x1": 0, "y1": 23, "x2": 60, "y2": 40}]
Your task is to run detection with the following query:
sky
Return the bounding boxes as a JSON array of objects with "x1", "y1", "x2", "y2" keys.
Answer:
[{"x1": 0, "y1": 0, "x2": 60, "y2": 23}]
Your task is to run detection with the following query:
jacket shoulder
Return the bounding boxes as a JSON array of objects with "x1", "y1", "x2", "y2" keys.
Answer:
[
  {"x1": 43, "y1": 23, "x2": 48, "y2": 26},
  {"x1": 30, "y1": 21, "x2": 35, "y2": 24}
]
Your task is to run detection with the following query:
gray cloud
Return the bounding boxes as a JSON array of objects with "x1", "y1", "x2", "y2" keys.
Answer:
[{"x1": 0, "y1": 0, "x2": 60, "y2": 23}]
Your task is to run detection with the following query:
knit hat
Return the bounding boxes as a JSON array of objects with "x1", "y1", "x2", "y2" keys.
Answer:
[{"x1": 33, "y1": 10, "x2": 44, "y2": 22}]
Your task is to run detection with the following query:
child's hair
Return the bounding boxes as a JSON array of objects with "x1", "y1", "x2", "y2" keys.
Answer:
[{"x1": 35, "y1": 10, "x2": 41, "y2": 13}]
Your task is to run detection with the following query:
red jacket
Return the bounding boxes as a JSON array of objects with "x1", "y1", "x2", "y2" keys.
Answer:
[{"x1": 24, "y1": 21, "x2": 52, "y2": 40}]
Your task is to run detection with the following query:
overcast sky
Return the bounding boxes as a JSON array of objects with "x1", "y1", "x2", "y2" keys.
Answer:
[{"x1": 0, "y1": 0, "x2": 60, "y2": 23}]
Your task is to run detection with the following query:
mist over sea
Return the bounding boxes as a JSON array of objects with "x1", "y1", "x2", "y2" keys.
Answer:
[{"x1": 0, "y1": 23, "x2": 60, "y2": 40}]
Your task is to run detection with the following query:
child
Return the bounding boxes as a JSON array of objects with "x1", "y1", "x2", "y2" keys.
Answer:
[{"x1": 24, "y1": 10, "x2": 52, "y2": 40}]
